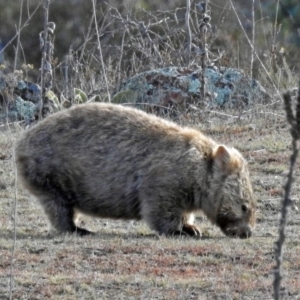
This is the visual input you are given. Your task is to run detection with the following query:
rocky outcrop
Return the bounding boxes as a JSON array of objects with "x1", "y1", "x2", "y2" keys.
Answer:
[
  {"x1": 112, "y1": 66, "x2": 270, "y2": 116},
  {"x1": 0, "y1": 66, "x2": 271, "y2": 122}
]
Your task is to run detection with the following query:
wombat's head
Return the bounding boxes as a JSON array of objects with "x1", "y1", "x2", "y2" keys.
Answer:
[{"x1": 209, "y1": 145, "x2": 256, "y2": 239}]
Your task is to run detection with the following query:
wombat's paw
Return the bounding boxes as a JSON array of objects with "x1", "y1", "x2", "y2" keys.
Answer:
[
  {"x1": 182, "y1": 224, "x2": 202, "y2": 237},
  {"x1": 74, "y1": 227, "x2": 94, "y2": 236},
  {"x1": 169, "y1": 224, "x2": 201, "y2": 238},
  {"x1": 170, "y1": 230, "x2": 189, "y2": 237}
]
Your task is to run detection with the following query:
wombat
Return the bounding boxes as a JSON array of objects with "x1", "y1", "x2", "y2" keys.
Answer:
[{"x1": 15, "y1": 103, "x2": 256, "y2": 238}]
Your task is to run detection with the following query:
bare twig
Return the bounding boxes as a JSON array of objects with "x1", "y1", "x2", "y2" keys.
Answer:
[
  {"x1": 117, "y1": 28, "x2": 126, "y2": 85},
  {"x1": 0, "y1": 4, "x2": 41, "y2": 57},
  {"x1": 91, "y1": 0, "x2": 111, "y2": 102},
  {"x1": 229, "y1": 0, "x2": 282, "y2": 99},
  {"x1": 270, "y1": 0, "x2": 281, "y2": 75},
  {"x1": 273, "y1": 84, "x2": 300, "y2": 299},
  {"x1": 0, "y1": 121, "x2": 25, "y2": 128},
  {"x1": 205, "y1": 110, "x2": 245, "y2": 119},
  {"x1": 185, "y1": 0, "x2": 192, "y2": 66},
  {"x1": 258, "y1": 0, "x2": 269, "y2": 49},
  {"x1": 9, "y1": 149, "x2": 18, "y2": 300},
  {"x1": 197, "y1": 1, "x2": 211, "y2": 100},
  {"x1": 4, "y1": 12, "x2": 31, "y2": 294},
  {"x1": 109, "y1": 7, "x2": 164, "y2": 66},
  {"x1": 39, "y1": 0, "x2": 49, "y2": 112},
  {"x1": 250, "y1": 0, "x2": 255, "y2": 79},
  {"x1": 7, "y1": 0, "x2": 24, "y2": 126},
  {"x1": 78, "y1": 15, "x2": 95, "y2": 63},
  {"x1": 62, "y1": 52, "x2": 70, "y2": 102},
  {"x1": 39, "y1": 0, "x2": 55, "y2": 119},
  {"x1": 273, "y1": 0, "x2": 281, "y2": 48},
  {"x1": 13, "y1": 0, "x2": 24, "y2": 73}
]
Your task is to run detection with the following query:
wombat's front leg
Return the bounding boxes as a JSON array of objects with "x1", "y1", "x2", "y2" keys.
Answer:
[
  {"x1": 181, "y1": 213, "x2": 201, "y2": 236},
  {"x1": 141, "y1": 204, "x2": 200, "y2": 237},
  {"x1": 181, "y1": 224, "x2": 201, "y2": 236}
]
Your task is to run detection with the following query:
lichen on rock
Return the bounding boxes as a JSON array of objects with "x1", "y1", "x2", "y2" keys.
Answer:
[{"x1": 112, "y1": 66, "x2": 270, "y2": 116}]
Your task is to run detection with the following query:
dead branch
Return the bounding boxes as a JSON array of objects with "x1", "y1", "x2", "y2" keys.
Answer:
[{"x1": 273, "y1": 84, "x2": 300, "y2": 299}]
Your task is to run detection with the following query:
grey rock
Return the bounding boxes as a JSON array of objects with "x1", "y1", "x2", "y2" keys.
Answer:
[
  {"x1": 0, "y1": 79, "x2": 47, "y2": 122},
  {"x1": 112, "y1": 66, "x2": 270, "y2": 115}
]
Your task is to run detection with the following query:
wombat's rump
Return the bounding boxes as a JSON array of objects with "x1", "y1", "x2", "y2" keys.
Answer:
[{"x1": 15, "y1": 103, "x2": 256, "y2": 238}]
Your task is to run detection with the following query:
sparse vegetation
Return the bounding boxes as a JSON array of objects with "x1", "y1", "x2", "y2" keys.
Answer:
[{"x1": 0, "y1": 1, "x2": 300, "y2": 299}]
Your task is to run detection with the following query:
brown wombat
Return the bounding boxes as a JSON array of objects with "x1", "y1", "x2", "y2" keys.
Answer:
[{"x1": 15, "y1": 103, "x2": 256, "y2": 238}]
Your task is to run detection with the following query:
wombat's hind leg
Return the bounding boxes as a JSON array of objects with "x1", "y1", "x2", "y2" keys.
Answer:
[{"x1": 40, "y1": 195, "x2": 92, "y2": 236}]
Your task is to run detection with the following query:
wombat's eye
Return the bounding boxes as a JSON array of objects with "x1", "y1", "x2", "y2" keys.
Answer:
[{"x1": 241, "y1": 204, "x2": 248, "y2": 213}]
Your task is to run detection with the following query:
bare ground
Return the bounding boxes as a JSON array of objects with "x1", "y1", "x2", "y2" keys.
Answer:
[{"x1": 0, "y1": 104, "x2": 300, "y2": 300}]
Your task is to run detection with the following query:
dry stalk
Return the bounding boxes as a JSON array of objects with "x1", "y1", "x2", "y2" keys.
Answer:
[
  {"x1": 117, "y1": 29, "x2": 126, "y2": 85},
  {"x1": 197, "y1": 0, "x2": 210, "y2": 100},
  {"x1": 9, "y1": 149, "x2": 18, "y2": 300},
  {"x1": 185, "y1": 0, "x2": 192, "y2": 66},
  {"x1": 39, "y1": 0, "x2": 49, "y2": 119},
  {"x1": 91, "y1": 0, "x2": 111, "y2": 102},
  {"x1": 62, "y1": 52, "x2": 70, "y2": 102},
  {"x1": 39, "y1": 0, "x2": 55, "y2": 119},
  {"x1": 269, "y1": 0, "x2": 281, "y2": 75},
  {"x1": 8, "y1": 3, "x2": 25, "y2": 293},
  {"x1": 229, "y1": 0, "x2": 282, "y2": 99},
  {"x1": 0, "y1": 4, "x2": 41, "y2": 57},
  {"x1": 250, "y1": 0, "x2": 255, "y2": 79},
  {"x1": 109, "y1": 6, "x2": 164, "y2": 70},
  {"x1": 273, "y1": 84, "x2": 300, "y2": 299},
  {"x1": 13, "y1": 0, "x2": 24, "y2": 73},
  {"x1": 61, "y1": 49, "x2": 75, "y2": 104}
]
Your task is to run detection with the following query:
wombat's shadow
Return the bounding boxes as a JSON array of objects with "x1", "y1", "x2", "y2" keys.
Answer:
[{"x1": 0, "y1": 230, "x2": 215, "y2": 241}]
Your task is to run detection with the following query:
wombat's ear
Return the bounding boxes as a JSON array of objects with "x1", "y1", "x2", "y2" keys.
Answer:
[{"x1": 212, "y1": 145, "x2": 242, "y2": 174}]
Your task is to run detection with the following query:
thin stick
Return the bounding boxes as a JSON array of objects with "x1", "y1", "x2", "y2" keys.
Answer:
[
  {"x1": 273, "y1": 88, "x2": 300, "y2": 299},
  {"x1": 273, "y1": 0, "x2": 280, "y2": 48},
  {"x1": 229, "y1": 0, "x2": 282, "y2": 99},
  {"x1": 199, "y1": 0, "x2": 210, "y2": 100},
  {"x1": 0, "y1": 121, "x2": 25, "y2": 128},
  {"x1": 185, "y1": 0, "x2": 192, "y2": 66},
  {"x1": 91, "y1": 0, "x2": 111, "y2": 102},
  {"x1": 0, "y1": 4, "x2": 41, "y2": 56},
  {"x1": 9, "y1": 149, "x2": 18, "y2": 300},
  {"x1": 13, "y1": 0, "x2": 24, "y2": 73},
  {"x1": 39, "y1": 0, "x2": 50, "y2": 120},
  {"x1": 250, "y1": 0, "x2": 255, "y2": 79},
  {"x1": 117, "y1": 28, "x2": 126, "y2": 86}
]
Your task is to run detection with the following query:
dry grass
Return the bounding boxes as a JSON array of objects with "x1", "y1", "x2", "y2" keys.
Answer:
[
  {"x1": 1, "y1": 1, "x2": 299, "y2": 298},
  {"x1": 0, "y1": 103, "x2": 300, "y2": 300}
]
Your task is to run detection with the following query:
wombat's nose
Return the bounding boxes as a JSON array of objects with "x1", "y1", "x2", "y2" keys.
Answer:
[{"x1": 239, "y1": 225, "x2": 252, "y2": 239}]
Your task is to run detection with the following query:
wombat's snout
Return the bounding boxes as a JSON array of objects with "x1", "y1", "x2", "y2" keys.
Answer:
[
  {"x1": 224, "y1": 224, "x2": 252, "y2": 239},
  {"x1": 236, "y1": 224, "x2": 252, "y2": 239},
  {"x1": 217, "y1": 214, "x2": 253, "y2": 239}
]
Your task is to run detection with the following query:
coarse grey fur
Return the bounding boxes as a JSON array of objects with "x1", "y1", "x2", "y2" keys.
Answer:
[{"x1": 15, "y1": 103, "x2": 256, "y2": 238}]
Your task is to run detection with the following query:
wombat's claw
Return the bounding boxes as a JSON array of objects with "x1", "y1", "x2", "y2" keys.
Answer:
[
  {"x1": 171, "y1": 230, "x2": 189, "y2": 237},
  {"x1": 74, "y1": 227, "x2": 94, "y2": 236},
  {"x1": 182, "y1": 224, "x2": 202, "y2": 237}
]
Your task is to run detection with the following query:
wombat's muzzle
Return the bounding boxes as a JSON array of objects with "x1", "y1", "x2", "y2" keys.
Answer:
[
  {"x1": 226, "y1": 224, "x2": 252, "y2": 239},
  {"x1": 234, "y1": 224, "x2": 252, "y2": 239},
  {"x1": 216, "y1": 215, "x2": 253, "y2": 239},
  {"x1": 222, "y1": 223, "x2": 252, "y2": 239}
]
